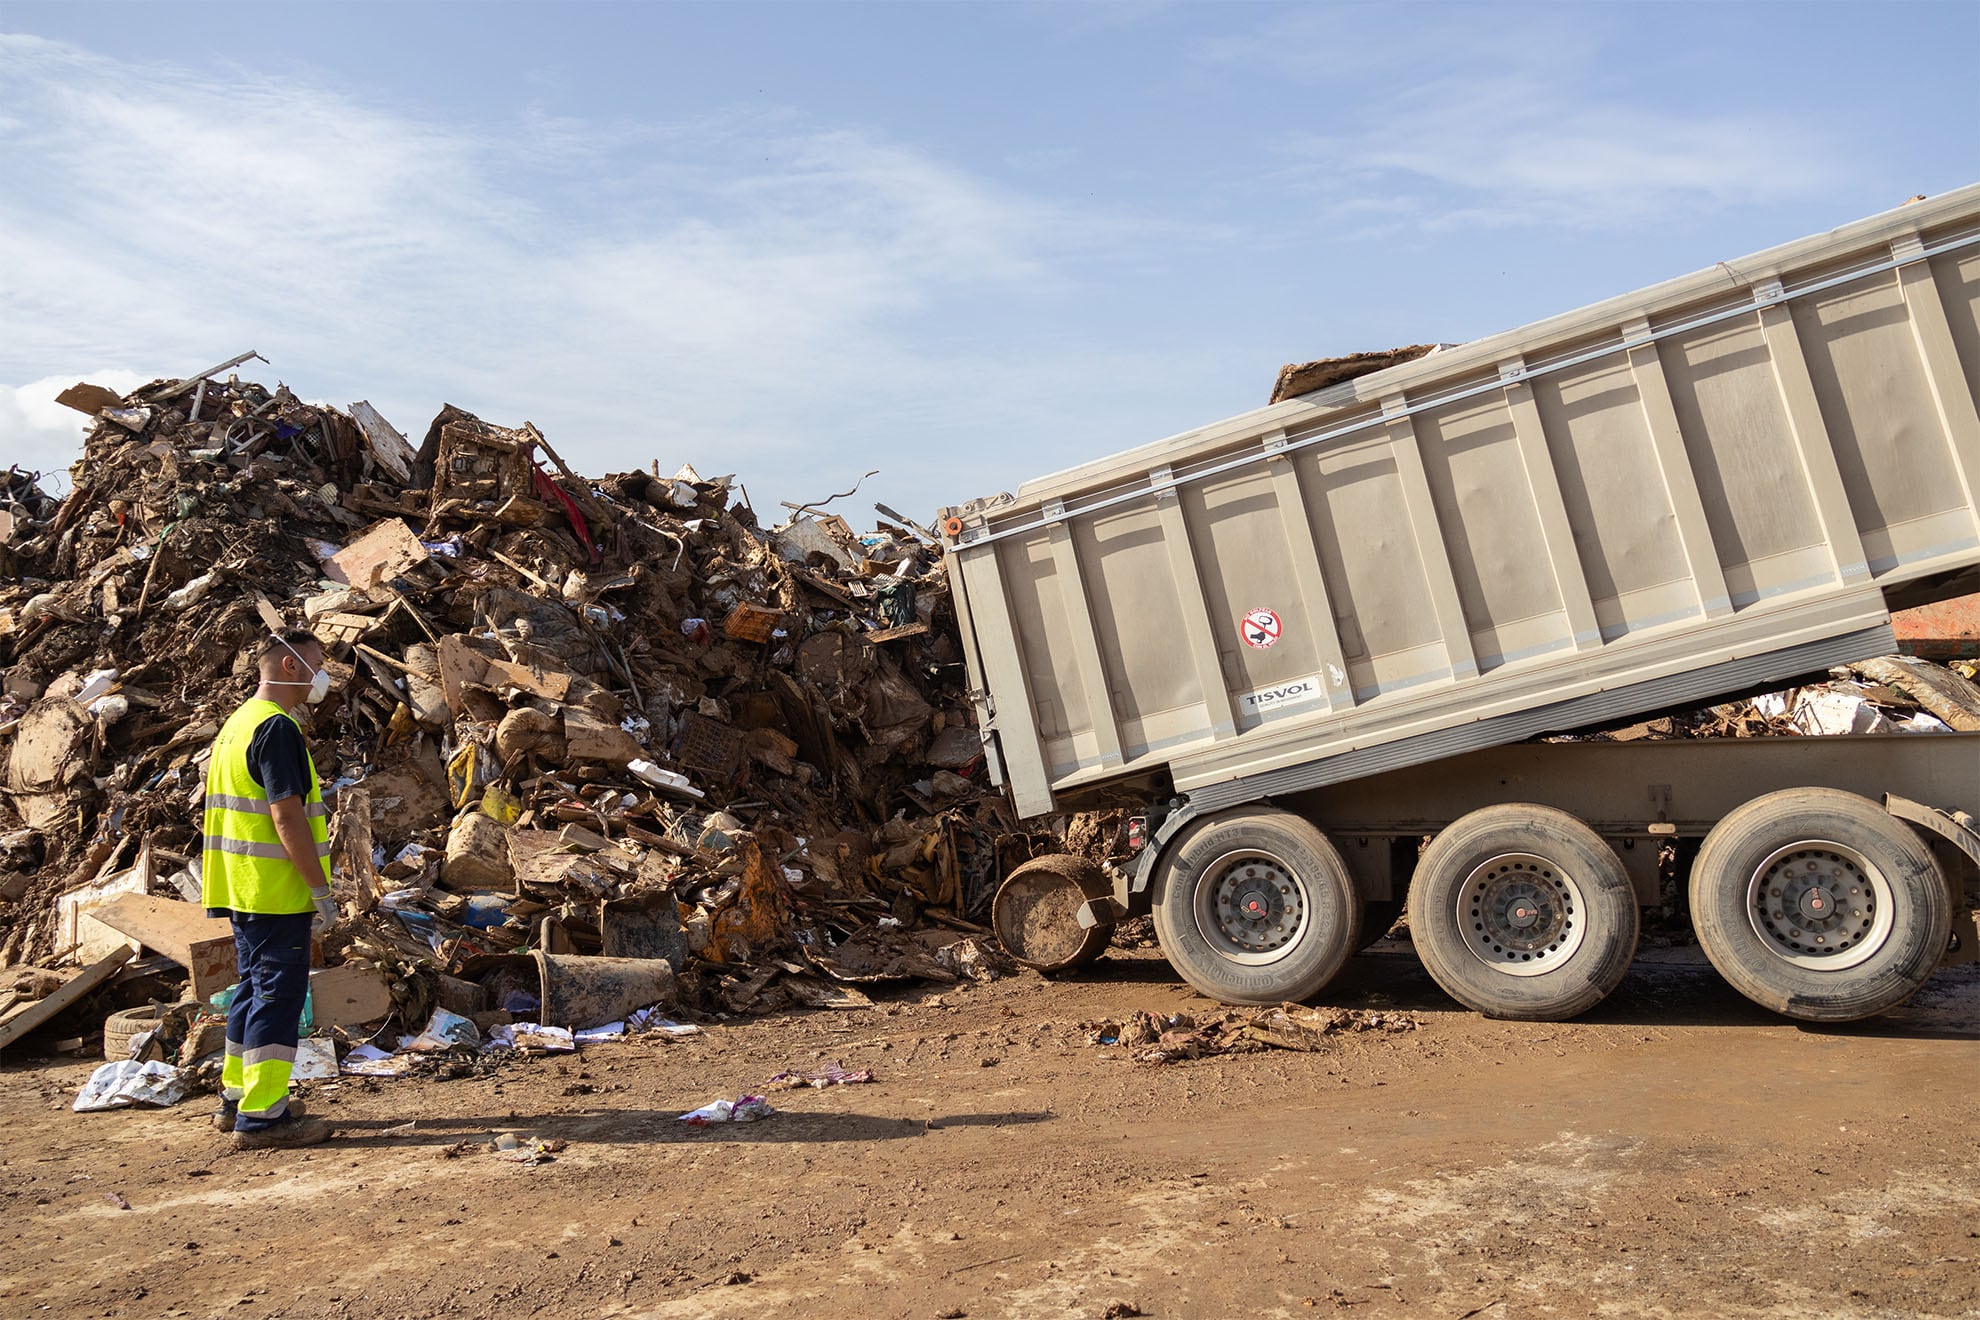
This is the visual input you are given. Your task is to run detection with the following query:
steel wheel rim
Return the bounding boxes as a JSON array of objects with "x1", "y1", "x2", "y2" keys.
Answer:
[
  {"x1": 1193, "y1": 848, "x2": 1309, "y2": 966},
  {"x1": 1456, "y1": 852, "x2": 1587, "y2": 976},
  {"x1": 1745, "y1": 839, "x2": 1894, "y2": 971}
]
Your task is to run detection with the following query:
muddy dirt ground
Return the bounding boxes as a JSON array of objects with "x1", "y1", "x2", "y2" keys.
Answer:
[{"x1": 3, "y1": 943, "x2": 1975, "y2": 1320}]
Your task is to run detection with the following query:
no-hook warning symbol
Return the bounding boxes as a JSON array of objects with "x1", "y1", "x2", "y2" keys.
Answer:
[{"x1": 1240, "y1": 607, "x2": 1282, "y2": 649}]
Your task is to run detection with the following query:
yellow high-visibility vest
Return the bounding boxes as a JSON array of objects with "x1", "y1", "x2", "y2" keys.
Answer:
[{"x1": 199, "y1": 698, "x2": 330, "y2": 914}]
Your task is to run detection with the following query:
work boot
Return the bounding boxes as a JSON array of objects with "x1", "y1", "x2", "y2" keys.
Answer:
[
  {"x1": 229, "y1": 1113, "x2": 332, "y2": 1151},
  {"x1": 212, "y1": 1096, "x2": 306, "y2": 1132}
]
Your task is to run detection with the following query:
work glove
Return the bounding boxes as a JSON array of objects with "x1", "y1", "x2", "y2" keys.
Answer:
[{"x1": 310, "y1": 888, "x2": 337, "y2": 935}]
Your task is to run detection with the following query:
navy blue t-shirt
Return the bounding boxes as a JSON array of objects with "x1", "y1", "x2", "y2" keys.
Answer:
[{"x1": 247, "y1": 713, "x2": 314, "y2": 804}]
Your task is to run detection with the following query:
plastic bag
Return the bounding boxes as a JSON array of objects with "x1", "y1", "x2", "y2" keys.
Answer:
[
  {"x1": 399, "y1": 1007, "x2": 480, "y2": 1052},
  {"x1": 677, "y1": 1095, "x2": 774, "y2": 1125},
  {"x1": 74, "y1": 1060, "x2": 189, "y2": 1111}
]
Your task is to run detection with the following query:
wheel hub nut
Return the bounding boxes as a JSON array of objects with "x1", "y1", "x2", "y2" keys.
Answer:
[
  {"x1": 1507, "y1": 902, "x2": 1542, "y2": 930},
  {"x1": 1796, "y1": 886, "x2": 1836, "y2": 923}
]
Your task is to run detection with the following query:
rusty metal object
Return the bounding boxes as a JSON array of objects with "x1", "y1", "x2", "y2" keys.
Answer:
[
  {"x1": 991, "y1": 854, "x2": 1112, "y2": 973},
  {"x1": 533, "y1": 950, "x2": 676, "y2": 1030},
  {"x1": 1892, "y1": 592, "x2": 1980, "y2": 661}
]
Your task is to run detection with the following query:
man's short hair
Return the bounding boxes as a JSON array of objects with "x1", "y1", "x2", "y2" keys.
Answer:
[{"x1": 255, "y1": 627, "x2": 324, "y2": 671}]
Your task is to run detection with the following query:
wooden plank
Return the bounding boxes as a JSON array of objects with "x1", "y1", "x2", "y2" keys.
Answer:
[
  {"x1": 619, "y1": 822, "x2": 721, "y2": 866},
  {"x1": 330, "y1": 785, "x2": 385, "y2": 911},
  {"x1": 0, "y1": 945, "x2": 136, "y2": 1053},
  {"x1": 329, "y1": 518, "x2": 430, "y2": 590},
  {"x1": 1383, "y1": 394, "x2": 1478, "y2": 682},
  {"x1": 54, "y1": 381, "x2": 124, "y2": 415},
  {"x1": 87, "y1": 894, "x2": 239, "y2": 1001},
  {"x1": 54, "y1": 853, "x2": 151, "y2": 965},
  {"x1": 1846, "y1": 655, "x2": 1980, "y2": 732},
  {"x1": 347, "y1": 400, "x2": 416, "y2": 484},
  {"x1": 483, "y1": 654, "x2": 571, "y2": 702},
  {"x1": 861, "y1": 621, "x2": 930, "y2": 644},
  {"x1": 437, "y1": 633, "x2": 570, "y2": 715},
  {"x1": 1624, "y1": 319, "x2": 1734, "y2": 619},
  {"x1": 314, "y1": 611, "x2": 383, "y2": 646},
  {"x1": 308, "y1": 965, "x2": 394, "y2": 1029},
  {"x1": 562, "y1": 708, "x2": 642, "y2": 763},
  {"x1": 794, "y1": 566, "x2": 861, "y2": 609},
  {"x1": 1501, "y1": 361, "x2": 1602, "y2": 651}
]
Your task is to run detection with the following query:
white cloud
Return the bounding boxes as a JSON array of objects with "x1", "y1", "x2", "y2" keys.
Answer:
[
  {"x1": 1286, "y1": 85, "x2": 1837, "y2": 231},
  {"x1": 1201, "y1": 7, "x2": 1844, "y2": 231},
  {"x1": 0, "y1": 34, "x2": 1189, "y2": 517},
  {"x1": 0, "y1": 370, "x2": 150, "y2": 495}
]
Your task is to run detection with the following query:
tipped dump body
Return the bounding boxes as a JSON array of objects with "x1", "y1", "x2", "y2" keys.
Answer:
[{"x1": 945, "y1": 186, "x2": 1980, "y2": 819}]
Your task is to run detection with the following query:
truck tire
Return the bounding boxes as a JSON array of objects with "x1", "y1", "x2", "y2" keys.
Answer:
[
  {"x1": 1689, "y1": 788, "x2": 1950, "y2": 1023},
  {"x1": 1356, "y1": 898, "x2": 1404, "y2": 951},
  {"x1": 1150, "y1": 807, "x2": 1360, "y2": 1005},
  {"x1": 103, "y1": 1005, "x2": 166, "y2": 1060},
  {"x1": 1406, "y1": 804, "x2": 1638, "y2": 1021}
]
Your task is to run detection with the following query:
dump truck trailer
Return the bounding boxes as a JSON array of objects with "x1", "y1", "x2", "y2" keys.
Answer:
[{"x1": 941, "y1": 184, "x2": 1980, "y2": 1022}]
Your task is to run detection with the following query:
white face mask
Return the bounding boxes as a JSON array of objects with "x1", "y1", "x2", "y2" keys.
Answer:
[{"x1": 277, "y1": 638, "x2": 331, "y2": 704}]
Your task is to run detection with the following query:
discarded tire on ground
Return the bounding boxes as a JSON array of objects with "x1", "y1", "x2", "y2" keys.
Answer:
[
  {"x1": 1151, "y1": 807, "x2": 1360, "y2": 1005},
  {"x1": 992, "y1": 854, "x2": 1113, "y2": 973},
  {"x1": 1689, "y1": 788, "x2": 1950, "y2": 1022},
  {"x1": 1406, "y1": 803, "x2": 1639, "y2": 1021},
  {"x1": 102, "y1": 1004, "x2": 165, "y2": 1061}
]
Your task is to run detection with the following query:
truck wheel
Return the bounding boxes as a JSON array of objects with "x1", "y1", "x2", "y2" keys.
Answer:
[
  {"x1": 1150, "y1": 807, "x2": 1360, "y2": 1005},
  {"x1": 1356, "y1": 898, "x2": 1404, "y2": 951},
  {"x1": 1689, "y1": 788, "x2": 1950, "y2": 1022},
  {"x1": 1406, "y1": 804, "x2": 1638, "y2": 1021}
]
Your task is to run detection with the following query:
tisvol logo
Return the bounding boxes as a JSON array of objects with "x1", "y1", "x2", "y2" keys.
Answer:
[{"x1": 1242, "y1": 677, "x2": 1319, "y2": 711}]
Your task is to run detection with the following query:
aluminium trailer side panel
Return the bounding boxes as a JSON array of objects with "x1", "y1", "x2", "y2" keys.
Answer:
[{"x1": 947, "y1": 185, "x2": 1980, "y2": 820}]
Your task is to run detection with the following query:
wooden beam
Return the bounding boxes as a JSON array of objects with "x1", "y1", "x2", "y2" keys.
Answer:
[
  {"x1": 87, "y1": 895, "x2": 238, "y2": 1001},
  {"x1": 0, "y1": 945, "x2": 136, "y2": 1053},
  {"x1": 308, "y1": 965, "x2": 394, "y2": 1029}
]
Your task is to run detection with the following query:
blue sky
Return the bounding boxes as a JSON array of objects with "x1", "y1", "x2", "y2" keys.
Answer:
[{"x1": 3, "y1": 1, "x2": 1976, "y2": 520}]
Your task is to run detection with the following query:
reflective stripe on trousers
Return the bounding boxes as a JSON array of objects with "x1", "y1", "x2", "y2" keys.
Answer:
[{"x1": 224, "y1": 910, "x2": 312, "y2": 1127}]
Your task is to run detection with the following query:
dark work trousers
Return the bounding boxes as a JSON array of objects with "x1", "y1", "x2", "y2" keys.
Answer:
[{"x1": 223, "y1": 911, "x2": 312, "y2": 1129}]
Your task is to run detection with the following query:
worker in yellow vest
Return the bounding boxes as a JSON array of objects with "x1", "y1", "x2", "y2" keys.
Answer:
[{"x1": 201, "y1": 628, "x2": 338, "y2": 1150}]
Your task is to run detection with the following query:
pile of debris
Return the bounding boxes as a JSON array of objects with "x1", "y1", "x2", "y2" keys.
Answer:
[
  {"x1": 1554, "y1": 654, "x2": 1980, "y2": 744},
  {"x1": 0, "y1": 356, "x2": 1076, "y2": 1058},
  {"x1": 1085, "y1": 1004, "x2": 1421, "y2": 1065}
]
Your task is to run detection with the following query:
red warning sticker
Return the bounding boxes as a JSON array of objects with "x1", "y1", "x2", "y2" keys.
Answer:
[{"x1": 1240, "y1": 607, "x2": 1282, "y2": 649}]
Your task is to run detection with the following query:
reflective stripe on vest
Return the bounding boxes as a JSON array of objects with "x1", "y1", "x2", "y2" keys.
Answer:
[{"x1": 200, "y1": 698, "x2": 331, "y2": 915}]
